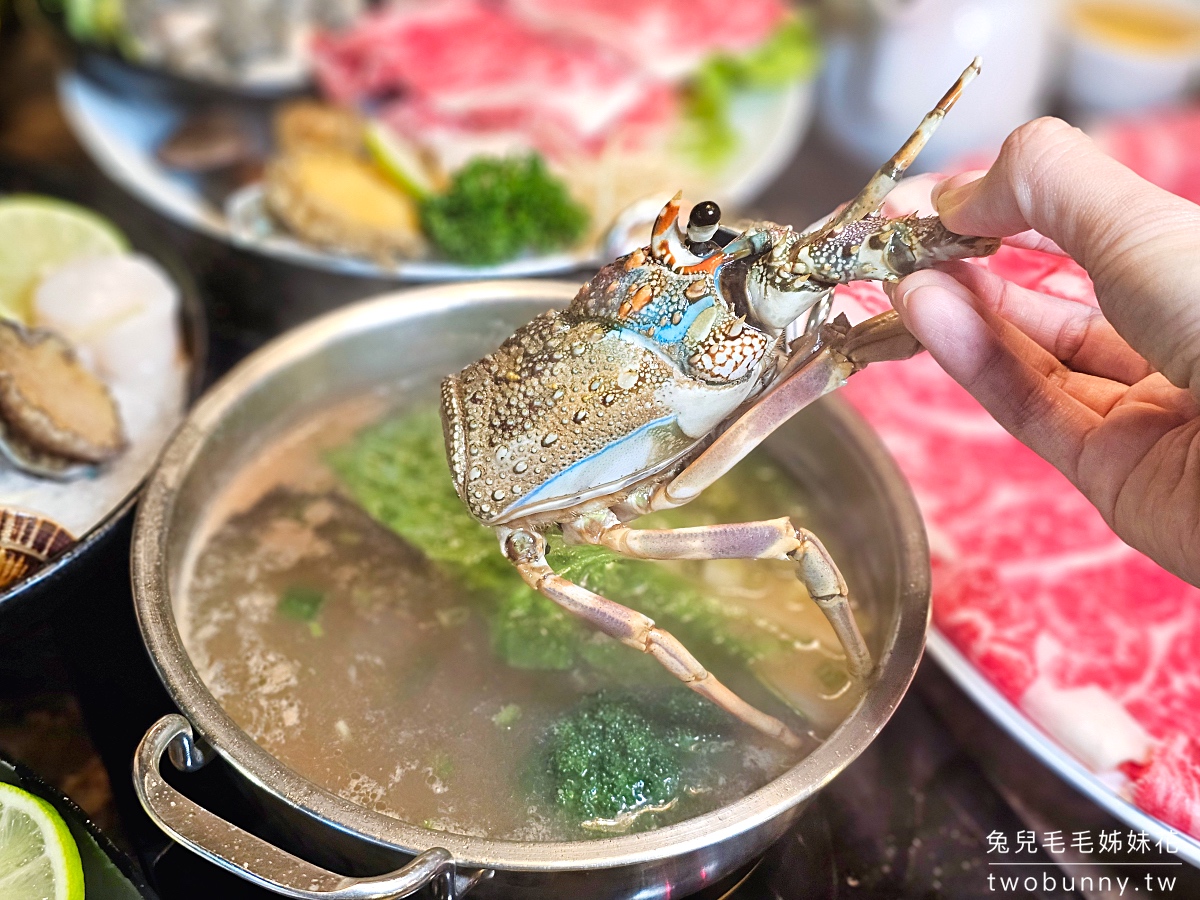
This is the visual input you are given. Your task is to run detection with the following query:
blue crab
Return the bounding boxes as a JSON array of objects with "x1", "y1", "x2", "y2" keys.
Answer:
[{"x1": 442, "y1": 61, "x2": 999, "y2": 745}]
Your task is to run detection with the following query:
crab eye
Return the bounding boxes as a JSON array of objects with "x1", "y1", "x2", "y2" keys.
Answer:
[{"x1": 687, "y1": 201, "x2": 721, "y2": 243}]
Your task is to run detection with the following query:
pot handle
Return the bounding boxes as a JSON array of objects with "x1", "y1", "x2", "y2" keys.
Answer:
[{"x1": 134, "y1": 715, "x2": 490, "y2": 899}]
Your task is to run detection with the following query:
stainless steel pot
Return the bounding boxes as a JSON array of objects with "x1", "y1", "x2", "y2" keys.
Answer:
[{"x1": 131, "y1": 280, "x2": 931, "y2": 899}]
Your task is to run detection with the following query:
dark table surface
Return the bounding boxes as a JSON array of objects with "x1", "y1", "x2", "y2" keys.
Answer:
[{"x1": 1, "y1": 18, "x2": 1196, "y2": 900}]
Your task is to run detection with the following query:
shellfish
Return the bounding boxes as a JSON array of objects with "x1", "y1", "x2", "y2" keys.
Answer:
[
  {"x1": 264, "y1": 151, "x2": 425, "y2": 262},
  {"x1": 0, "y1": 320, "x2": 126, "y2": 479},
  {"x1": 0, "y1": 507, "x2": 75, "y2": 590}
]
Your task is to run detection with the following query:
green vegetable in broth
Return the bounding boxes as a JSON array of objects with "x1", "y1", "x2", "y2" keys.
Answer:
[
  {"x1": 278, "y1": 585, "x2": 325, "y2": 622},
  {"x1": 327, "y1": 408, "x2": 793, "y2": 675},
  {"x1": 546, "y1": 695, "x2": 681, "y2": 823},
  {"x1": 490, "y1": 587, "x2": 580, "y2": 671},
  {"x1": 659, "y1": 689, "x2": 739, "y2": 749},
  {"x1": 327, "y1": 410, "x2": 581, "y2": 668},
  {"x1": 492, "y1": 704, "x2": 522, "y2": 728}
]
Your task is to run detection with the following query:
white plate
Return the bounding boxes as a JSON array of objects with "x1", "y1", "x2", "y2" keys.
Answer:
[
  {"x1": 58, "y1": 70, "x2": 815, "y2": 281},
  {"x1": 927, "y1": 627, "x2": 1200, "y2": 867}
]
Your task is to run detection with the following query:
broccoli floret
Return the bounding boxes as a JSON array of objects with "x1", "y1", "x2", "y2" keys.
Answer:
[
  {"x1": 546, "y1": 695, "x2": 680, "y2": 822},
  {"x1": 420, "y1": 155, "x2": 589, "y2": 265}
]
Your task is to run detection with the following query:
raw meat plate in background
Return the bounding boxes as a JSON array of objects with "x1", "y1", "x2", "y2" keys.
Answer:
[
  {"x1": 58, "y1": 0, "x2": 815, "y2": 281},
  {"x1": 833, "y1": 109, "x2": 1200, "y2": 862}
]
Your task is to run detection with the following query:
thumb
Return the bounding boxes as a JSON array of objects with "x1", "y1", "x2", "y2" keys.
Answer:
[{"x1": 932, "y1": 118, "x2": 1200, "y2": 400}]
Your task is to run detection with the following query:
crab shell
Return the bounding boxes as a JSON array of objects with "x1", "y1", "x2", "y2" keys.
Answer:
[
  {"x1": 442, "y1": 200, "x2": 787, "y2": 527},
  {"x1": 0, "y1": 508, "x2": 75, "y2": 590}
]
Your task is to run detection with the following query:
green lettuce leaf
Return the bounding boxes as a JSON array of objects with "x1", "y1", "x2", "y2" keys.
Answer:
[{"x1": 680, "y1": 13, "x2": 822, "y2": 168}]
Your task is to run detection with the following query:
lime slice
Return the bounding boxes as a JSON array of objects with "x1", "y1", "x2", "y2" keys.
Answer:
[
  {"x1": 0, "y1": 782, "x2": 85, "y2": 900},
  {"x1": 365, "y1": 122, "x2": 438, "y2": 200},
  {"x1": 0, "y1": 195, "x2": 128, "y2": 324}
]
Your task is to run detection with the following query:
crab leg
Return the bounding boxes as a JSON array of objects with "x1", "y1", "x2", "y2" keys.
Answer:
[
  {"x1": 564, "y1": 516, "x2": 872, "y2": 678},
  {"x1": 646, "y1": 310, "x2": 919, "y2": 512},
  {"x1": 803, "y1": 291, "x2": 834, "y2": 338},
  {"x1": 821, "y1": 57, "x2": 981, "y2": 235},
  {"x1": 501, "y1": 528, "x2": 802, "y2": 748},
  {"x1": 743, "y1": 58, "x2": 995, "y2": 335},
  {"x1": 612, "y1": 314, "x2": 915, "y2": 669}
]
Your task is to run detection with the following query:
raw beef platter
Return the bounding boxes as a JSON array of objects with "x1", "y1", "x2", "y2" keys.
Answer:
[{"x1": 840, "y1": 109, "x2": 1200, "y2": 843}]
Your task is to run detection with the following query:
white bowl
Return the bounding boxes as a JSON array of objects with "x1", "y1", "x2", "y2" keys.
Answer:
[{"x1": 1062, "y1": 0, "x2": 1200, "y2": 116}]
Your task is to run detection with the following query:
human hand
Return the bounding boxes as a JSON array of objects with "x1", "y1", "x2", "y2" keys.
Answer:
[{"x1": 889, "y1": 117, "x2": 1200, "y2": 586}]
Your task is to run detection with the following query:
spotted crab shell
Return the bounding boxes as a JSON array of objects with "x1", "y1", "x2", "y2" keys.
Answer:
[
  {"x1": 0, "y1": 508, "x2": 75, "y2": 590},
  {"x1": 442, "y1": 275, "x2": 773, "y2": 526}
]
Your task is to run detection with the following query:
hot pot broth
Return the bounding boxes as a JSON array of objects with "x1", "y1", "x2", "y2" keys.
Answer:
[{"x1": 181, "y1": 388, "x2": 871, "y2": 841}]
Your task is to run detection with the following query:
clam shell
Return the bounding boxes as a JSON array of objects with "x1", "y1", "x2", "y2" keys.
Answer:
[
  {"x1": 0, "y1": 419, "x2": 96, "y2": 480},
  {"x1": 157, "y1": 109, "x2": 259, "y2": 173},
  {"x1": 0, "y1": 507, "x2": 75, "y2": 590},
  {"x1": 0, "y1": 320, "x2": 126, "y2": 476}
]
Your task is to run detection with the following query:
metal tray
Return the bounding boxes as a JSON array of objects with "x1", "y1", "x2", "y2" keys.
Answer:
[{"x1": 927, "y1": 627, "x2": 1200, "y2": 867}]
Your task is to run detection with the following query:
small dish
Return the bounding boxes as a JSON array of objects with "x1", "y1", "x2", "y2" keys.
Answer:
[
  {"x1": 0, "y1": 751, "x2": 158, "y2": 899},
  {"x1": 0, "y1": 164, "x2": 206, "y2": 632},
  {"x1": 1061, "y1": 0, "x2": 1200, "y2": 116}
]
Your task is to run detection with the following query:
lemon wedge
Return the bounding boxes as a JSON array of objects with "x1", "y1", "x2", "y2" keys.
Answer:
[{"x1": 365, "y1": 121, "x2": 440, "y2": 200}]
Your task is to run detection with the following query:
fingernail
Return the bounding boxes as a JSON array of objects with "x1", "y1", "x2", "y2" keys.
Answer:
[
  {"x1": 884, "y1": 280, "x2": 906, "y2": 313},
  {"x1": 931, "y1": 171, "x2": 985, "y2": 215},
  {"x1": 933, "y1": 183, "x2": 971, "y2": 216}
]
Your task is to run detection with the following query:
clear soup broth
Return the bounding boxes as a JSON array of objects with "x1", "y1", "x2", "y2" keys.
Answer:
[{"x1": 181, "y1": 390, "x2": 871, "y2": 841}]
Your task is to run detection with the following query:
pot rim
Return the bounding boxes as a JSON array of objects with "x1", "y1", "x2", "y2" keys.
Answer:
[{"x1": 132, "y1": 279, "x2": 930, "y2": 873}]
